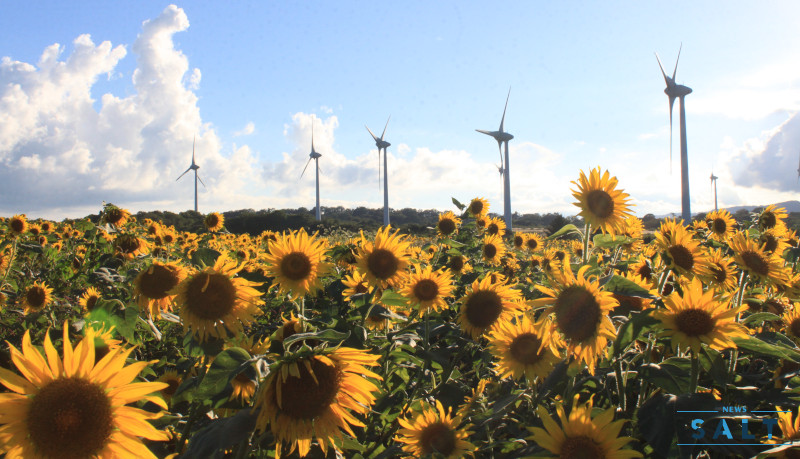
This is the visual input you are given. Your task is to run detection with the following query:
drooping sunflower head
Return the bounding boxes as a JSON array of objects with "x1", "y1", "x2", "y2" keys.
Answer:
[
  {"x1": 78, "y1": 286, "x2": 102, "y2": 312},
  {"x1": 395, "y1": 400, "x2": 475, "y2": 458},
  {"x1": 488, "y1": 314, "x2": 562, "y2": 382},
  {"x1": 263, "y1": 228, "x2": 330, "y2": 300},
  {"x1": 399, "y1": 264, "x2": 454, "y2": 313},
  {"x1": 204, "y1": 212, "x2": 225, "y2": 232},
  {"x1": 113, "y1": 233, "x2": 150, "y2": 259},
  {"x1": 468, "y1": 197, "x2": 490, "y2": 217},
  {"x1": 485, "y1": 216, "x2": 507, "y2": 237},
  {"x1": 482, "y1": 233, "x2": 507, "y2": 266},
  {"x1": 458, "y1": 275, "x2": 523, "y2": 339},
  {"x1": 102, "y1": 205, "x2": 131, "y2": 227},
  {"x1": 22, "y1": 280, "x2": 53, "y2": 313},
  {"x1": 571, "y1": 167, "x2": 633, "y2": 235},
  {"x1": 729, "y1": 232, "x2": 790, "y2": 286},
  {"x1": 437, "y1": 211, "x2": 461, "y2": 237},
  {"x1": 254, "y1": 347, "x2": 382, "y2": 458},
  {"x1": 170, "y1": 254, "x2": 264, "y2": 341},
  {"x1": 134, "y1": 261, "x2": 187, "y2": 318},
  {"x1": 7, "y1": 214, "x2": 27, "y2": 236},
  {"x1": 655, "y1": 277, "x2": 748, "y2": 354},
  {"x1": 758, "y1": 204, "x2": 788, "y2": 231},
  {"x1": 356, "y1": 226, "x2": 412, "y2": 289},
  {"x1": 705, "y1": 209, "x2": 736, "y2": 242}
]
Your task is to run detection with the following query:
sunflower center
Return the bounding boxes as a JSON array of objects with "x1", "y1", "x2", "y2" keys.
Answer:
[
  {"x1": 354, "y1": 282, "x2": 369, "y2": 294},
  {"x1": 414, "y1": 279, "x2": 440, "y2": 302},
  {"x1": 487, "y1": 223, "x2": 500, "y2": 235},
  {"x1": 554, "y1": 286, "x2": 601, "y2": 342},
  {"x1": 612, "y1": 294, "x2": 644, "y2": 315},
  {"x1": 367, "y1": 249, "x2": 400, "y2": 280},
  {"x1": 115, "y1": 234, "x2": 141, "y2": 254},
  {"x1": 9, "y1": 219, "x2": 25, "y2": 233},
  {"x1": 514, "y1": 235, "x2": 524, "y2": 248},
  {"x1": 105, "y1": 208, "x2": 124, "y2": 225},
  {"x1": 526, "y1": 238, "x2": 539, "y2": 250},
  {"x1": 483, "y1": 243, "x2": 498, "y2": 259},
  {"x1": 140, "y1": 264, "x2": 181, "y2": 300},
  {"x1": 464, "y1": 290, "x2": 504, "y2": 329},
  {"x1": 280, "y1": 252, "x2": 312, "y2": 281},
  {"x1": 419, "y1": 421, "x2": 457, "y2": 456},
  {"x1": 586, "y1": 189, "x2": 614, "y2": 219},
  {"x1": 790, "y1": 319, "x2": 800, "y2": 338},
  {"x1": 559, "y1": 435, "x2": 606, "y2": 459},
  {"x1": 438, "y1": 219, "x2": 456, "y2": 236},
  {"x1": 509, "y1": 333, "x2": 544, "y2": 365},
  {"x1": 162, "y1": 378, "x2": 181, "y2": 397},
  {"x1": 185, "y1": 272, "x2": 237, "y2": 320},
  {"x1": 448, "y1": 255, "x2": 464, "y2": 272},
  {"x1": 469, "y1": 201, "x2": 484, "y2": 215},
  {"x1": 206, "y1": 214, "x2": 220, "y2": 227},
  {"x1": 277, "y1": 358, "x2": 342, "y2": 420},
  {"x1": 675, "y1": 308, "x2": 715, "y2": 337},
  {"x1": 759, "y1": 212, "x2": 777, "y2": 230},
  {"x1": 712, "y1": 218, "x2": 727, "y2": 235},
  {"x1": 636, "y1": 263, "x2": 652, "y2": 280},
  {"x1": 668, "y1": 245, "x2": 694, "y2": 271},
  {"x1": 26, "y1": 286, "x2": 47, "y2": 309},
  {"x1": 711, "y1": 265, "x2": 727, "y2": 284},
  {"x1": 27, "y1": 377, "x2": 113, "y2": 459},
  {"x1": 760, "y1": 234, "x2": 778, "y2": 253},
  {"x1": 741, "y1": 251, "x2": 769, "y2": 276}
]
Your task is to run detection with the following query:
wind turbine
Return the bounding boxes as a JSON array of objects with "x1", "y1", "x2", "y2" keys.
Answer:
[
  {"x1": 366, "y1": 116, "x2": 391, "y2": 226},
  {"x1": 796, "y1": 150, "x2": 800, "y2": 181},
  {"x1": 301, "y1": 117, "x2": 323, "y2": 221},
  {"x1": 656, "y1": 45, "x2": 693, "y2": 222},
  {"x1": 176, "y1": 136, "x2": 206, "y2": 212},
  {"x1": 476, "y1": 88, "x2": 514, "y2": 231},
  {"x1": 709, "y1": 171, "x2": 718, "y2": 211}
]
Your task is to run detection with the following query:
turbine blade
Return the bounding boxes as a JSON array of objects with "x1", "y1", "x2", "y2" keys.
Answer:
[
  {"x1": 498, "y1": 143, "x2": 504, "y2": 167},
  {"x1": 192, "y1": 136, "x2": 197, "y2": 165},
  {"x1": 301, "y1": 157, "x2": 313, "y2": 179},
  {"x1": 196, "y1": 172, "x2": 206, "y2": 188},
  {"x1": 655, "y1": 52, "x2": 670, "y2": 86},
  {"x1": 380, "y1": 116, "x2": 391, "y2": 141},
  {"x1": 673, "y1": 43, "x2": 682, "y2": 81},
  {"x1": 365, "y1": 125, "x2": 379, "y2": 142},
  {"x1": 311, "y1": 119, "x2": 316, "y2": 153},
  {"x1": 476, "y1": 129, "x2": 493, "y2": 136},
  {"x1": 499, "y1": 88, "x2": 510, "y2": 132},
  {"x1": 176, "y1": 167, "x2": 192, "y2": 181}
]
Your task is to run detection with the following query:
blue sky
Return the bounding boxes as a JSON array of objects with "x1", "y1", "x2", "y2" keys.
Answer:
[{"x1": 2, "y1": 2, "x2": 800, "y2": 220}]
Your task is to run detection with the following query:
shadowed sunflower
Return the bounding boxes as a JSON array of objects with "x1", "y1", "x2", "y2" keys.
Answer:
[
  {"x1": 437, "y1": 211, "x2": 461, "y2": 237},
  {"x1": 78, "y1": 286, "x2": 102, "y2": 312},
  {"x1": 7, "y1": 214, "x2": 27, "y2": 237},
  {"x1": 482, "y1": 233, "x2": 507, "y2": 266},
  {"x1": 729, "y1": 232, "x2": 790, "y2": 287},
  {"x1": 571, "y1": 167, "x2": 633, "y2": 235},
  {"x1": 254, "y1": 347, "x2": 382, "y2": 458},
  {"x1": 782, "y1": 307, "x2": 800, "y2": 343},
  {"x1": 204, "y1": 212, "x2": 225, "y2": 232},
  {"x1": 610, "y1": 272, "x2": 656, "y2": 317},
  {"x1": 134, "y1": 261, "x2": 187, "y2": 318},
  {"x1": 468, "y1": 197, "x2": 490, "y2": 217},
  {"x1": 485, "y1": 216, "x2": 507, "y2": 237},
  {"x1": 399, "y1": 264, "x2": 454, "y2": 313},
  {"x1": 156, "y1": 370, "x2": 183, "y2": 405},
  {"x1": 170, "y1": 254, "x2": 264, "y2": 341},
  {"x1": 475, "y1": 215, "x2": 489, "y2": 232},
  {"x1": 532, "y1": 265, "x2": 618, "y2": 373},
  {"x1": 458, "y1": 276, "x2": 523, "y2": 339},
  {"x1": 395, "y1": 400, "x2": 475, "y2": 458},
  {"x1": 113, "y1": 233, "x2": 149, "y2": 259},
  {"x1": 356, "y1": 226, "x2": 411, "y2": 289},
  {"x1": 102, "y1": 205, "x2": 131, "y2": 227},
  {"x1": 760, "y1": 225, "x2": 791, "y2": 255},
  {"x1": 263, "y1": 229, "x2": 330, "y2": 300},
  {"x1": 0, "y1": 326, "x2": 169, "y2": 458},
  {"x1": 528, "y1": 395, "x2": 642, "y2": 459},
  {"x1": 655, "y1": 218, "x2": 711, "y2": 279},
  {"x1": 488, "y1": 315, "x2": 561, "y2": 382},
  {"x1": 22, "y1": 280, "x2": 53, "y2": 313},
  {"x1": 758, "y1": 204, "x2": 788, "y2": 231},
  {"x1": 654, "y1": 277, "x2": 747, "y2": 354},
  {"x1": 705, "y1": 209, "x2": 736, "y2": 242}
]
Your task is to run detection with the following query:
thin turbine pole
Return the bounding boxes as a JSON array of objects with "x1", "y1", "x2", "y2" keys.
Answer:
[
  {"x1": 503, "y1": 140, "x2": 512, "y2": 232},
  {"x1": 383, "y1": 148, "x2": 390, "y2": 226},
  {"x1": 679, "y1": 95, "x2": 691, "y2": 222},
  {"x1": 713, "y1": 179, "x2": 718, "y2": 211},
  {"x1": 194, "y1": 170, "x2": 198, "y2": 213},
  {"x1": 315, "y1": 158, "x2": 321, "y2": 221}
]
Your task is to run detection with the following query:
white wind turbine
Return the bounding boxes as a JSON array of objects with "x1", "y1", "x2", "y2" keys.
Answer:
[
  {"x1": 476, "y1": 88, "x2": 514, "y2": 231},
  {"x1": 656, "y1": 45, "x2": 693, "y2": 223},
  {"x1": 176, "y1": 136, "x2": 206, "y2": 212},
  {"x1": 366, "y1": 116, "x2": 392, "y2": 226},
  {"x1": 710, "y1": 171, "x2": 719, "y2": 212},
  {"x1": 301, "y1": 117, "x2": 323, "y2": 221}
]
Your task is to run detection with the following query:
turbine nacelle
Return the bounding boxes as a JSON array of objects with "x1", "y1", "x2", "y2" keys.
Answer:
[
  {"x1": 665, "y1": 85, "x2": 692, "y2": 98},
  {"x1": 309, "y1": 151, "x2": 322, "y2": 159}
]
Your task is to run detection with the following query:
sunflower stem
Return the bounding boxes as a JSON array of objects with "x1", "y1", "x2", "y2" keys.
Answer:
[
  {"x1": 582, "y1": 222, "x2": 591, "y2": 265},
  {"x1": 728, "y1": 272, "x2": 748, "y2": 378},
  {"x1": 299, "y1": 297, "x2": 306, "y2": 332},
  {"x1": 615, "y1": 358, "x2": 626, "y2": 412},
  {"x1": 656, "y1": 270, "x2": 670, "y2": 297},
  {"x1": 690, "y1": 350, "x2": 700, "y2": 394}
]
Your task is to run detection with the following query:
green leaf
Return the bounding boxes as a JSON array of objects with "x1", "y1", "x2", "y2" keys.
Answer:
[
  {"x1": 282, "y1": 329, "x2": 350, "y2": 349},
  {"x1": 183, "y1": 332, "x2": 225, "y2": 357},
  {"x1": 451, "y1": 197, "x2": 466, "y2": 211},
  {"x1": 194, "y1": 347, "x2": 252, "y2": 400},
  {"x1": 612, "y1": 309, "x2": 660, "y2": 355},
  {"x1": 604, "y1": 275, "x2": 657, "y2": 299},
  {"x1": 546, "y1": 224, "x2": 581, "y2": 240},
  {"x1": 732, "y1": 336, "x2": 800, "y2": 363},
  {"x1": 440, "y1": 237, "x2": 465, "y2": 248},
  {"x1": 183, "y1": 408, "x2": 258, "y2": 458},
  {"x1": 379, "y1": 289, "x2": 409, "y2": 308},
  {"x1": 191, "y1": 247, "x2": 221, "y2": 268},
  {"x1": 742, "y1": 312, "x2": 781, "y2": 326},
  {"x1": 592, "y1": 233, "x2": 633, "y2": 249},
  {"x1": 639, "y1": 361, "x2": 690, "y2": 394}
]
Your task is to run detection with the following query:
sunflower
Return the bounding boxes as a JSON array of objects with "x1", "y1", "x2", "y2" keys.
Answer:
[
  {"x1": 204, "y1": 212, "x2": 225, "y2": 232},
  {"x1": 78, "y1": 286, "x2": 102, "y2": 312},
  {"x1": 468, "y1": 197, "x2": 490, "y2": 217},
  {"x1": 39, "y1": 221, "x2": 53, "y2": 233},
  {"x1": 156, "y1": 370, "x2": 183, "y2": 405},
  {"x1": 399, "y1": 264, "x2": 454, "y2": 313},
  {"x1": 512, "y1": 232, "x2": 527, "y2": 250},
  {"x1": 457, "y1": 276, "x2": 524, "y2": 339},
  {"x1": 482, "y1": 233, "x2": 507, "y2": 266},
  {"x1": 488, "y1": 314, "x2": 561, "y2": 382},
  {"x1": 528, "y1": 395, "x2": 642, "y2": 459},
  {"x1": 474, "y1": 215, "x2": 489, "y2": 231},
  {"x1": 134, "y1": 261, "x2": 187, "y2": 319},
  {"x1": 485, "y1": 216, "x2": 507, "y2": 237},
  {"x1": 342, "y1": 270, "x2": 372, "y2": 301},
  {"x1": 21, "y1": 280, "x2": 53, "y2": 313},
  {"x1": 571, "y1": 167, "x2": 633, "y2": 235},
  {"x1": 704, "y1": 209, "x2": 736, "y2": 242},
  {"x1": 229, "y1": 370, "x2": 257, "y2": 403},
  {"x1": 729, "y1": 232, "x2": 790, "y2": 287},
  {"x1": 7, "y1": 214, "x2": 27, "y2": 236},
  {"x1": 758, "y1": 204, "x2": 788, "y2": 231},
  {"x1": 87, "y1": 324, "x2": 123, "y2": 362},
  {"x1": 113, "y1": 233, "x2": 150, "y2": 259},
  {"x1": 437, "y1": 211, "x2": 461, "y2": 238},
  {"x1": 760, "y1": 225, "x2": 791, "y2": 255},
  {"x1": 356, "y1": 226, "x2": 411, "y2": 289},
  {"x1": 628, "y1": 256, "x2": 655, "y2": 285},
  {"x1": 654, "y1": 277, "x2": 748, "y2": 354},
  {"x1": 0, "y1": 250, "x2": 11, "y2": 275},
  {"x1": 253, "y1": 347, "x2": 382, "y2": 458},
  {"x1": 531, "y1": 265, "x2": 618, "y2": 372},
  {"x1": 782, "y1": 307, "x2": 800, "y2": 342},
  {"x1": 274, "y1": 313, "x2": 304, "y2": 342},
  {"x1": 263, "y1": 229, "x2": 330, "y2": 300},
  {"x1": 395, "y1": 400, "x2": 475, "y2": 458},
  {"x1": 698, "y1": 248, "x2": 739, "y2": 292},
  {"x1": 170, "y1": 254, "x2": 264, "y2": 341},
  {"x1": 654, "y1": 218, "x2": 711, "y2": 279},
  {"x1": 446, "y1": 254, "x2": 471, "y2": 275},
  {"x1": 102, "y1": 205, "x2": 131, "y2": 227},
  {"x1": 0, "y1": 325, "x2": 169, "y2": 458},
  {"x1": 525, "y1": 233, "x2": 544, "y2": 251}
]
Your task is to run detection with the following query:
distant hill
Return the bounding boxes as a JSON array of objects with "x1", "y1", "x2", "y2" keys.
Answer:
[{"x1": 657, "y1": 201, "x2": 800, "y2": 218}]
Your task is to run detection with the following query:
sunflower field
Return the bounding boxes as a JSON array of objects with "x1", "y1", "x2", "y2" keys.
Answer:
[{"x1": 2, "y1": 167, "x2": 800, "y2": 458}]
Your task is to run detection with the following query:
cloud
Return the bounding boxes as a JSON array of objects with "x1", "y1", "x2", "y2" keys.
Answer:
[{"x1": 233, "y1": 122, "x2": 255, "y2": 137}]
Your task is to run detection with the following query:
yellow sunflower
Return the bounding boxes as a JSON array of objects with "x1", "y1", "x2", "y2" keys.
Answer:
[
  {"x1": 532, "y1": 265, "x2": 618, "y2": 373},
  {"x1": 0, "y1": 325, "x2": 169, "y2": 458},
  {"x1": 525, "y1": 233, "x2": 544, "y2": 251},
  {"x1": 782, "y1": 306, "x2": 800, "y2": 342},
  {"x1": 467, "y1": 197, "x2": 490, "y2": 217},
  {"x1": 760, "y1": 225, "x2": 791, "y2": 255},
  {"x1": 704, "y1": 209, "x2": 736, "y2": 242},
  {"x1": 113, "y1": 233, "x2": 150, "y2": 259},
  {"x1": 133, "y1": 261, "x2": 187, "y2": 319},
  {"x1": 204, "y1": 212, "x2": 225, "y2": 232},
  {"x1": 21, "y1": 280, "x2": 53, "y2": 313},
  {"x1": 485, "y1": 216, "x2": 507, "y2": 237},
  {"x1": 155, "y1": 370, "x2": 183, "y2": 405},
  {"x1": 356, "y1": 226, "x2": 411, "y2": 289},
  {"x1": 528, "y1": 395, "x2": 642, "y2": 459},
  {"x1": 342, "y1": 270, "x2": 372, "y2": 301},
  {"x1": 437, "y1": 211, "x2": 461, "y2": 237},
  {"x1": 474, "y1": 215, "x2": 489, "y2": 232},
  {"x1": 758, "y1": 204, "x2": 788, "y2": 231},
  {"x1": 488, "y1": 314, "x2": 562, "y2": 382},
  {"x1": 654, "y1": 218, "x2": 711, "y2": 279},
  {"x1": 482, "y1": 233, "x2": 507, "y2": 266},
  {"x1": 654, "y1": 277, "x2": 748, "y2": 354},
  {"x1": 7, "y1": 214, "x2": 27, "y2": 237},
  {"x1": 170, "y1": 254, "x2": 264, "y2": 341},
  {"x1": 771, "y1": 407, "x2": 800, "y2": 452},
  {"x1": 571, "y1": 167, "x2": 633, "y2": 235},
  {"x1": 399, "y1": 264, "x2": 454, "y2": 313},
  {"x1": 253, "y1": 347, "x2": 382, "y2": 458},
  {"x1": 512, "y1": 232, "x2": 527, "y2": 250},
  {"x1": 698, "y1": 248, "x2": 739, "y2": 292},
  {"x1": 729, "y1": 232, "x2": 790, "y2": 287},
  {"x1": 39, "y1": 221, "x2": 53, "y2": 233},
  {"x1": 395, "y1": 400, "x2": 475, "y2": 458},
  {"x1": 78, "y1": 286, "x2": 102, "y2": 312},
  {"x1": 446, "y1": 254, "x2": 471, "y2": 275},
  {"x1": 263, "y1": 229, "x2": 330, "y2": 300},
  {"x1": 457, "y1": 276, "x2": 524, "y2": 339},
  {"x1": 102, "y1": 205, "x2": 131, "y2": 227}
]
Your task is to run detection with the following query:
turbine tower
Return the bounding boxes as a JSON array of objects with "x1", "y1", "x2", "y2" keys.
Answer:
[
  {"x1": 176, "y1": 136, "x2": 206, "y2": 212},
  {"x1": 796, "y1": 150, "x2": 800, "y2": 181},
  {"x1": 366, "y1": 116, "x2": 391, "y2": 226},
  {"x1": 301, "y1": 117, "x2": 323, "y2": 221},
  {"x1": 710, "y1": 171, "x2": 718, "y2": 211},
  {"x1": 656, "y1": 45, "x2": 693, "y2": 222},
  {"x1": 476, "y1": 88, "x2": 514, "y2": 231}
]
